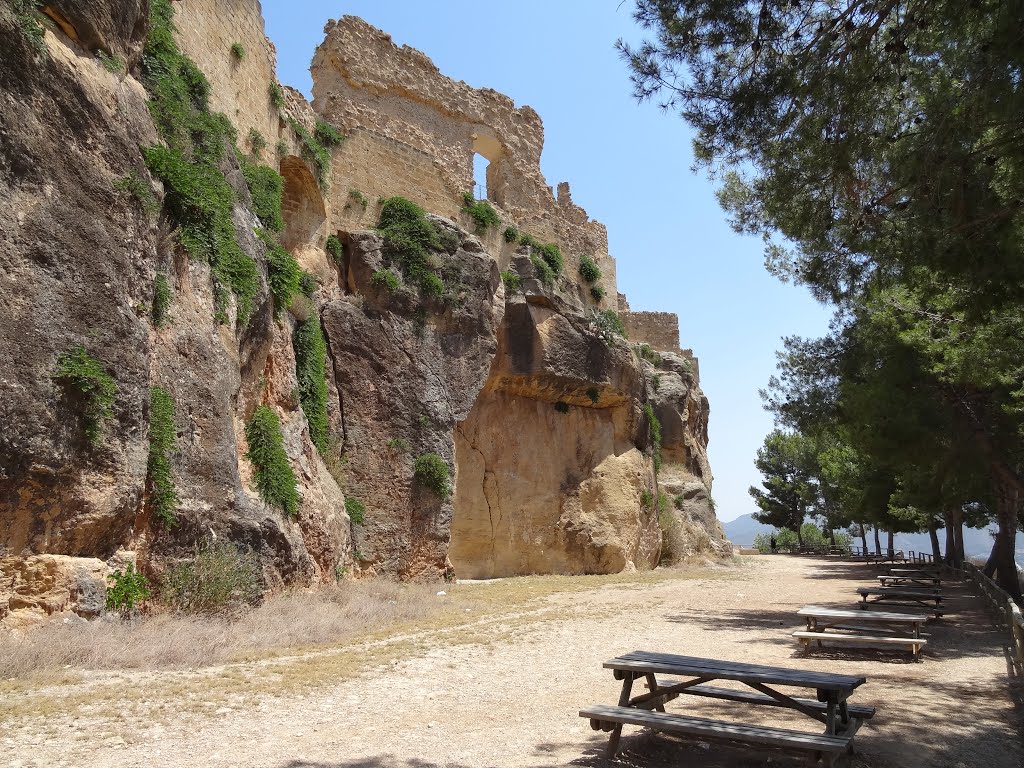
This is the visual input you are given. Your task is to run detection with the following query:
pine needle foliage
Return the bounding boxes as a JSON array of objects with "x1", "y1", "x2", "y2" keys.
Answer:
[
  {"x1": 245, "y1": 406, "x2": 299, "y2": 517},
  {"x1": 148, "y1": 386, "x2": 178, "y2": 527},
  {"x1": 294, "y1": 316, "x2": 329, "y2": 454},
  {"x1": 54, "y1": 348, "x2": 116, "y2": 445}
]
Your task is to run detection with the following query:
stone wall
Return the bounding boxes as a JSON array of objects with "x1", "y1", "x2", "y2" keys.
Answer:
[
  {"x1": 172, "y1": 0, "x2": 280, "y2": 159},
  {"x1": 311, "y1": 16, "x2": 616, "y2": 308}
]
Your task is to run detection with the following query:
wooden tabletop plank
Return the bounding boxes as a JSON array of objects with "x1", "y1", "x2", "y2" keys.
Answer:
[
  {"x1": 798, "y1": 606, "x2": 931, "y2": 622},
  {"x1": 604, "y1": 651, "x2": 866, "y2": 690},
  {"x1": 857, "y1": 587, "x2": 942, "y2": 597}
]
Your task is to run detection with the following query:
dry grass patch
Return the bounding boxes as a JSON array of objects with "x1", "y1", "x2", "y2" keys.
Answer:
[{"x1": 0, "y1": 565, "x2": 738, "y2": 726}]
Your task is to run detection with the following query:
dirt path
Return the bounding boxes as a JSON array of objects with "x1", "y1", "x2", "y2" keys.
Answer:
[{"x1": 3, "y1": 557, "x2": 1022, "y2": 768}]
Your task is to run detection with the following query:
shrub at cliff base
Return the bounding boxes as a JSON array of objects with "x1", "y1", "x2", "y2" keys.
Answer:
[{"x1": 160, "y1": 543, "x2": 262, "y2": 615}]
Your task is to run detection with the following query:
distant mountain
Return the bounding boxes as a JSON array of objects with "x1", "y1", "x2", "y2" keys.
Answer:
[
  {"x1": 722, "y1": 514, "x2": 773, "y2": 546},
  {"x1": 722, "y1": 514, "x2": 1021, "y2": 561}
]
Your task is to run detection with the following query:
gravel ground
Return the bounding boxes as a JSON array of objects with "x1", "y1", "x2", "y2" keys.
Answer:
[{"x1": 2, "y1": 556, "x2": 1021, "y2": 768}]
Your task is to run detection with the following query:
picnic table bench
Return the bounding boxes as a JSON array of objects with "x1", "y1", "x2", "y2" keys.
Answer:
[
  {"x1": 856, "y1": 586, "x2": 943, "y2": 616},
  {"x1": 580, "y1": 650, "x2": 873, "y2": 766},
  {"x1": 795, "y1": 605, "x2": 931, "y2": 660}
]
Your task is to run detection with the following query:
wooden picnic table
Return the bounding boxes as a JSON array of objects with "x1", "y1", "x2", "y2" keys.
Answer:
[
  {"x1": 856, "y1": 586, "x2": 943, "y2": 615},
  {"x1": 795, "y1": 605, "x2": 932, "y2": 659},
  {"x1": 580, "y1": 650, "x2": 873, "y2": 766},
  {"x1": 878, "y1": 573, "x2": 942, "y2": 587}
]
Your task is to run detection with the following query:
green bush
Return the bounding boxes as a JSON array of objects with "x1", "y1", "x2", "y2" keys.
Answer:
[
  {"x1": 586, "y1": 387, "x2": 599, "y2": 404},
  {"x1": 113, "y1": 170, "x2": 159, "y2": 215},
  {"x1": 643, "y1": 402, "x2": 662, "y2": 474},
  {"x1": 518, "y1": 232, "x2": 542, "y2": 250},
  {"x1": 593, "y1": 309, "x2": 627, "y2": 343},
  {"x1": 461, "y1": 193, "x2": 501, "y2": 230},
  {"x1": 590, "y1": 285, "x2": 606, "y2": 302},
  {"x1": 420, "y1": 272, "x2": 445, "y2": 298},
  {"x1": 314, "y1": 119, "x2": 345, "y2": 147},
  {"x1": 12, "y1": 0, "x2": 46, "y2": 52},
  {"x1": 640, "y1": 489, "x2": 654, "y2": 510},
  {"x1": 501, "y1": 270, "x2": 521, "y2": 292},
  {"x1": 371, "y1": 269, "x2": 399, "y2": 291},
  {"x1": 579, "y1": 254, "x2": 601, "y2": 283},
  {"x1": 530, "y1": 254, "x2": 555, "y2": 285},
  {"x1": 161, "y1": 542, "x2": 262, "y2": 615},
  {"x1": 299, "y1": 272, "x2": 317, "y2": 299},
  {"x1": 325, "y1": 234, "x2": 344, "y2": 264},
  {"x1": 257, "y1": 230, "x2": 301, "y2": 314},
  {"x1": 413, "y1": 453, "x2": 450, "y2": 499},
  {"x1": 637, "y1": 343, "x2": 662, "y2": 366},
  {"x1": 230, "y1": 42, "x2": 245, "y2": 60},
  {"x1": 268, "y1": 81, "x2": 285, "y2": 109},
  {"x1": 148, "y1": 387, "x2": 178, "y2": 527},
  {"x1": 105, "y1": 564, "x2": 151, "y2": 617},
  {"x1": 289, "y1": 118, "x2": 334, "y2": 189},
  {"x1": 241, "y1": 162, "x2": 284, "y2": 232},
  {"x1": 377, "y1": 196, "x2": 443, "y2": 283},
  {"x1": 152, "y1": 273, "x2": 173, "y2": 326},
  {"x1": 503, "y1": 225, "x2": 519, "y2": 243},
  {"x1": 275, "y1": 139, "x2": 287, "y2": 157},
  {"x1": 245, "y1": 405, "x2": 299, "y2": 516},
  {"x1": 347, "y1": 188, "x2": 369, "y2": 208},
  {"x1": 387, "y1": 437, "x2": 410, "y2": 452},
  {"x1": 651, "y1": 373, "x2": 661, "y2": 392},
  {"x1": 554, "y1": 401, "x2": 570, "y2": 413},
  {"x1": 97, "y1": 50, "x2": 125, "y2": 74},
  {"x1": 294, "y1": 316, "x2": 329, "y2": 454},
  {"x1": 345, "y1": 496, "x2": 365, "y2": 524},
  {"x1": 247, "y1": 128, "x2": 266, "y2": 157},
  {"x1": 54, "y1": 347, "x2": 116, "y2": 445}
]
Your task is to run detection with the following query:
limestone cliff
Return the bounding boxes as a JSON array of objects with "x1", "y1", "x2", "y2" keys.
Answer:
[{"x1": 0, "y1": 0, "x2": 723, "y2": 625}]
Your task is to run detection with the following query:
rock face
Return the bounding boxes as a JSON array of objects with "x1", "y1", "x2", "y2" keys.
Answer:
[
  {"x1": 0, "y1": 1, "x2": 723, "y2": 625},
  {"x1": 645, "y1": 352, "x2": 729, "y2": 562},
  {"x1": 450, "y1": 291, "x2": 659, "y2": 578},
  {"x1": 0, "y1": 3, "x2": 350, "y2": 622},
  {"x1": 321, "y1": 226, "x2": 504, "y2": 579},
  {"x1": 0, "y1": 555, "x2": 108, "y2": 629}
]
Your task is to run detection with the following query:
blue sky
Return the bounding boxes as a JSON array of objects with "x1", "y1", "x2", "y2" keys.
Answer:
[{"x1": 261, "y1": 1, "x2": 833, "y2": 523}]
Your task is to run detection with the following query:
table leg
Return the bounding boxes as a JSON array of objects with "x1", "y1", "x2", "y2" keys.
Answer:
[
  {"x1": 607, "y1": 673, "x2": 634, "y2": 757},
  {"x1": 644, "y1": 673, "x2": 665, "y2": 712},
  {"x1": 823, "y1": 691, "x2": 838, "y2": 735}
]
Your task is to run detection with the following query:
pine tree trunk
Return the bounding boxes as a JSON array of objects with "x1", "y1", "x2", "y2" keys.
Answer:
[
  {"x1": 828, "y1": 527, "x2": 836, "y2": 546},
  {"x1": 873, "y1": 526, "x2": 881, "y2": 555},
  {"x1": 859, "y1": 523, "x2": 868, "y2": 556},
  {"x1": 943, "y1": 511, "x2": 958, "y2": 566},
  {"x1": 954, "y1": 519, "x2": 966, "y2": 566},
  {"x1": 886, "y1": 530, "x2": 894, "y2": 559},
  {"x1": 928, "y1": 524, "x2": 941, "y2": 563},
  {"x1": 991, "y1": 482, "x2": 1021, "y2": 599}
]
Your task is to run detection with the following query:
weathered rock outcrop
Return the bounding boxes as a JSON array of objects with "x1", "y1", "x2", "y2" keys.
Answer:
[
  {"x1": 0, "y1": 0, "x2": 722, "y2": 626},
  {"x1": 450, "y1": 291, "x2": 660, "y2": 577},
  {"x1": 322, "y1": 225, "x2": 503, "y2": 579},
  {"x1": 0, "y1": 4, "x2": 350, "y2": 626}
]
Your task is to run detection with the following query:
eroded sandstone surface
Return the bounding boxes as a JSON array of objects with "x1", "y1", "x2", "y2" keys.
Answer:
[{"x1": 0, "y1": 0, "x2": 725, "y2": 625}]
